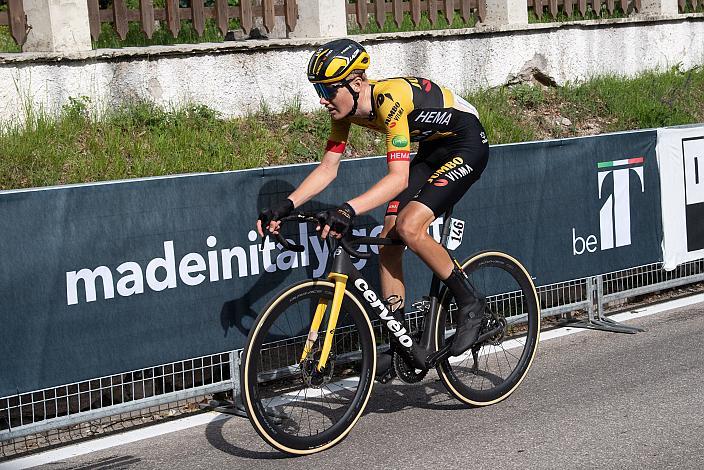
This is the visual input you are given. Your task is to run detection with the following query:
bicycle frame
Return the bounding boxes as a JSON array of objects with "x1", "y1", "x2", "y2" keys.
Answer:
[{"x1": 301, "y1": 208, "x2": 456, "y2": 372}]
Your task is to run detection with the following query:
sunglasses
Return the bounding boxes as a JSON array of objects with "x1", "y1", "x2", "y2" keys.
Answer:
[{"x1": 313, "y1": 81, "x2": 347, "y2": 100}]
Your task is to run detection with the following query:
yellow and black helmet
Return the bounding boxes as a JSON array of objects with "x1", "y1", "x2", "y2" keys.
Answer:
[{"x1": 307, "y1": 38, "x2": 370, "y2": 84}]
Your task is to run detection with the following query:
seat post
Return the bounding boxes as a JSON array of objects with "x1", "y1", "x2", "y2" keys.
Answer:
[
  {"x1": 426, "y1": 205, "x2": 455, "y2": 300},
  {"x1": 439, "y1": 206, "x2": 454, "y2": 247}
]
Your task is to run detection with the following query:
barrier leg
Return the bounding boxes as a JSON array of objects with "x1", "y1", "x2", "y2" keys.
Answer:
[
  {"x1": 197, "y1": 350, "x2": 248, "y2": 417},
  {"x1": 567, "y1": 276, "x2": 643, "y2": 334}
]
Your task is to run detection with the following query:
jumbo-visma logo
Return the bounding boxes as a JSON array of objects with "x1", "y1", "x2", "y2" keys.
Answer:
[{"x1": 572, "y1": 157, "x2": 645, "y2": 255}]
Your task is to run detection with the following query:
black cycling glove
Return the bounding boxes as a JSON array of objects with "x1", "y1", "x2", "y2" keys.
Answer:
[
  {"x1": 321, "y1": 202, "x2": 356, "y2": 236},
  {"x1": 258, "y1": 198, "x2": 294, "y2": 233}
]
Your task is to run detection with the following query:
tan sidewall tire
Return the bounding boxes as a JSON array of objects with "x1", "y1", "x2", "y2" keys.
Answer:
[
  {"x1": 435, "y1": 251, "x2": 541, "y2": 406},
  {"x1": 242, "y1": 279, "x2": 376, "y2": 455}
]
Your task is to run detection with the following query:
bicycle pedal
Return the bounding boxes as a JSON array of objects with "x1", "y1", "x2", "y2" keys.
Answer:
[
  {"x1": 375, "y1": 368, "x2": 396, "y2": 384},
  {"x1": 424, "y1": 343, "x2": 452, "y2": 369}
]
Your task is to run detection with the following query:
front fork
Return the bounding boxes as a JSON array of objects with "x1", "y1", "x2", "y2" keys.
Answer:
[{"x1": 299, "y1": 272, "x2": 348, "y2": 372}]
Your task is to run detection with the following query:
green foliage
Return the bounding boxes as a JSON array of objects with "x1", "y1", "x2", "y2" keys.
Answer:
[
  {"x1": 508, "y1": 84, "x2": 545, "y2": 108},
  {"x1": 680, "y1": 1, "x2": 704, "y2": 12},
  {"x1": 348, "y1": 10, "x2": 477, "y2": 34},
  {"x1": 92, "y1": 18, "x2": 236, "y2": 49},
  {"x1": 2, "y1": 66, "x2": 704, "y2": 190},
  {"x1": 559, "y1": 65, "x2": 704, "y2": 130},
  {"x1": 528, "y1": 4, "x2": 628, "y2": 23},
  {"x1": 0, "y1": 25, "x2": 20, "y2": 53},
  {"x1": 466, "y1": 87, "x2": 538, "y2": 143}
]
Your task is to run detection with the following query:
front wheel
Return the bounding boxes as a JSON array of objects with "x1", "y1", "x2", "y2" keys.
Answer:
[
  {"x1": 241, "y1": 280, "x2": 376, "y2": 455},
  {"x1": 435, "y1": 251, "x2": 540, "y2": 406}
]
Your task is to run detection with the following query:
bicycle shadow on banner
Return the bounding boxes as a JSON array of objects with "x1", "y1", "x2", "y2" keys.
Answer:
[{"x1": 218, "y1": 179, "x2": 384, "y2": 343}]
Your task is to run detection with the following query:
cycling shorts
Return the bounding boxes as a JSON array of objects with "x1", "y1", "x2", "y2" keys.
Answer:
[{"x1": 385, "y1": 112, "x2": 489, "y2": 218}]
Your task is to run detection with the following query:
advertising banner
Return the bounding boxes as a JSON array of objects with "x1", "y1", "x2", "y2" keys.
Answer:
[
  {"x1": 0, "y1": 130, "x2": 662, "y2": 397},
  {"x1": 656, "y1": 125, "x2": 704, "y2": 270},
  {"x1": 454, "y1": 131, "x2": 662, "y2": 286}
]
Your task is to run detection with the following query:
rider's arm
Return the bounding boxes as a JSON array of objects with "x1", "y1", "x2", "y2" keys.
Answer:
[
  {"x1": 287, "y1": 149, "x2": 342, "y2": 208},
  {"x1": 287, "y1": 119, "x2": 351, "y2": 207},
  {"x1": 346, "y1": 160, "x2": 409, "y2": 215},
  {"x1": 346, "y1": 85, "x2": 412, "y2": 215}
]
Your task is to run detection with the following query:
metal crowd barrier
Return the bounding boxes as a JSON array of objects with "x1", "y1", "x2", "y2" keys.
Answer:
[{"x1": 2, "y1": 258, "x2": 703, "y2": 459}]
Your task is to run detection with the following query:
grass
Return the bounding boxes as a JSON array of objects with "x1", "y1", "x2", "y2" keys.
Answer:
[
  {"x1": 92, "y1": 20, "x2": 232, "y2": 49},
  {"x1": 0, "y1": 25, "x2": 21, "y2": 53},
  {"x1": 1, "y1": 65, "x2": 703, "y2": 190}
]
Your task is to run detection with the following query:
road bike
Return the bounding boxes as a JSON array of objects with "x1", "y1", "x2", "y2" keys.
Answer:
[{"x1": 241, "y1": 207, "x2": 541, "y2": 454}]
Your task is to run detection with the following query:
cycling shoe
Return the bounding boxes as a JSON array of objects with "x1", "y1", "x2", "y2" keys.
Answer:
[{"x1": 449, "y1": 301, "x2": 484, "y2": 356}]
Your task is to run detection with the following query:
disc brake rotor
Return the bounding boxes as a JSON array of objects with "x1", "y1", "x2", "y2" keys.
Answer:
[{"x1": 300, "y1": 348, "x2": 335, "y2": 388}]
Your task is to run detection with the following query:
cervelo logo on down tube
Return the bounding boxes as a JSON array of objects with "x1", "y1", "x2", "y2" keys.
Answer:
[
  {"x1": 572, "y1": 157, "x2": 645, "y2": 255},
  {"x1": 64, "y1": 217, "x2": 465, "y2": 306},
  {"x1": 354, "y1": 278, "x2": 413, "y2": 347}
]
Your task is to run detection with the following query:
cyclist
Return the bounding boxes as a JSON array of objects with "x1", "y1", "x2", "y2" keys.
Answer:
[{"x1": 257, "y1": 38, "x2": 489, "y2": 379}]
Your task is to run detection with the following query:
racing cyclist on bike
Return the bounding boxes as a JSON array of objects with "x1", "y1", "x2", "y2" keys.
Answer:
[{"x1": 257, "y1": 38, "x2": 490, "y2": 379}]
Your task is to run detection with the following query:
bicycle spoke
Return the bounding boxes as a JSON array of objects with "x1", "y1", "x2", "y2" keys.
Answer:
[
  {"x1": 243, "y1": 281, "x2": 374, "y2": 450},
  {"x1": 437, "y1": 253, "x2": 540, "y2": 405}
]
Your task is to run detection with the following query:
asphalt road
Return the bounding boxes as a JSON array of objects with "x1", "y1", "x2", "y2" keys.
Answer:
[{"x1": 26, "y1": 301, "x2": 704, "y2": 469}]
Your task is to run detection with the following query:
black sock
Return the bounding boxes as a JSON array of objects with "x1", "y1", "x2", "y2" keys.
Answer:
[{"x1": 442, "y1": 266, "x2": 476, "y2": 308}]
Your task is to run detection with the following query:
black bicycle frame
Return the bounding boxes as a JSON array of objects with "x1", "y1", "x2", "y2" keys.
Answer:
[{"x1": 326, "y1": 207, "x2": 456, "y2": 369}]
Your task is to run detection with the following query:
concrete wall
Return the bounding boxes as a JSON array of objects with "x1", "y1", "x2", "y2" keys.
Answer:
[{"x1": 1, "y1": 14, "x2": 703, "y2": 125}]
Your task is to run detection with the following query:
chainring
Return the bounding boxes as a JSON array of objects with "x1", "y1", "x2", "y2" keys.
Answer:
[{"x1": 392, "y1": 351, "x2": 427, "y2": 384}]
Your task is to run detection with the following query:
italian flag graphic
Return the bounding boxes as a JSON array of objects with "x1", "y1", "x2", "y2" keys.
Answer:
[{"x1": 597, "y1": 157, "x2": 644, "y2": 168}]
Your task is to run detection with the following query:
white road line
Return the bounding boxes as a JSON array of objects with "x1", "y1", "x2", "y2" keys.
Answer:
[
  {"x1": 3, "y1": 293, "x2": 703, "y2": 469},
  {"x1": 0, "y1": 413, "x2": 229, "y2": 470}
]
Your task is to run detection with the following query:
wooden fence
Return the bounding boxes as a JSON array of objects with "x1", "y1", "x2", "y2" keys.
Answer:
[
  {"x1": 2, "y1": 0, "x2": 702, "y2": 50},
  {"x1": 346, "y1": 0, "x2": 700, "y2": 29},
  {"x1": 88, "y1": 0, "x2": 298, "y2": 41},
  {"x1": 0, "y1": 0, "x2": 297, "y2": 48},
  {"x1": 530, "y1": 0, "x2": 702, "y2": 20},
  {"x1": 346, "y1": 0, "x2": 485, "y2": 28},
  {"x1": 0, "y1": 0, "x2": 27, "y2": 46},
  {"x1": 529, "y1": 0, "x2": 641, "y2": 17}
]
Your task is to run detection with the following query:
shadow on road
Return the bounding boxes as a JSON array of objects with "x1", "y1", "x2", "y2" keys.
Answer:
[
  {"x1": 362, "y1": 378, "x2": 468, "y2": 414},
  {"x1": 204, "y1": 376, "x2": 472, "y2": 457},
  {"x1": 205, "y1": 416, "x2": 294, "y2": 460}
]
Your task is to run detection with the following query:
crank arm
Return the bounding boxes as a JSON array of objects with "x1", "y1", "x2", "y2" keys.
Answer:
[{"x1": 425, "y1": 324, "x2": 504, "y2": 368}]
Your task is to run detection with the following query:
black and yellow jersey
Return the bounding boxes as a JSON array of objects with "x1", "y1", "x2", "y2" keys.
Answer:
[{"x1": 327, "y1": 77, "x2": 479, "y2": 162}]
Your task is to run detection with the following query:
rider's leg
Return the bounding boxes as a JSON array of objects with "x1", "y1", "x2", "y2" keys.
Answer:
[
  {"x1": 378, "y1": 158, "x2": 434, "y2": 315},
  {"x1": 374, "y1": 216, "x2": 408, "y2": 382},
  {"x1": 379, "y1": 216, "x2": 405, "y2": 303},
  {"x1": 374, "y1": 168, "x2": 432, "y2": 381},
  {"x1": 395, "y1": 203, "x2": 451, "y2": 276},
  {"x1": 396, "y1": 202, "x2": 484, "y2": 356}
]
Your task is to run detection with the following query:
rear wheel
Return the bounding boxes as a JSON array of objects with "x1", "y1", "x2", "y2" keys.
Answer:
[
  {"x1": 241, "y1": 280, "x2": 375, "y2": 454},
  {"x1": 435, "y1": 251, "x2": 540, "y2": 406}
]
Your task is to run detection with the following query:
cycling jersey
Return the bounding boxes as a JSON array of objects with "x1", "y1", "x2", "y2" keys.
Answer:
[{"x1": 326, "y1": 77, "x2": 480, "y2": 163}]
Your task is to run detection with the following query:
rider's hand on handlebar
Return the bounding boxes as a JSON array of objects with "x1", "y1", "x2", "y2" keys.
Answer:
[
  {"x1": 317, "y1": 202, "x2": 356, "y2": 239},
  {"x1": 257, "y1": 199, "x2": 294, "y2": 237}
]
